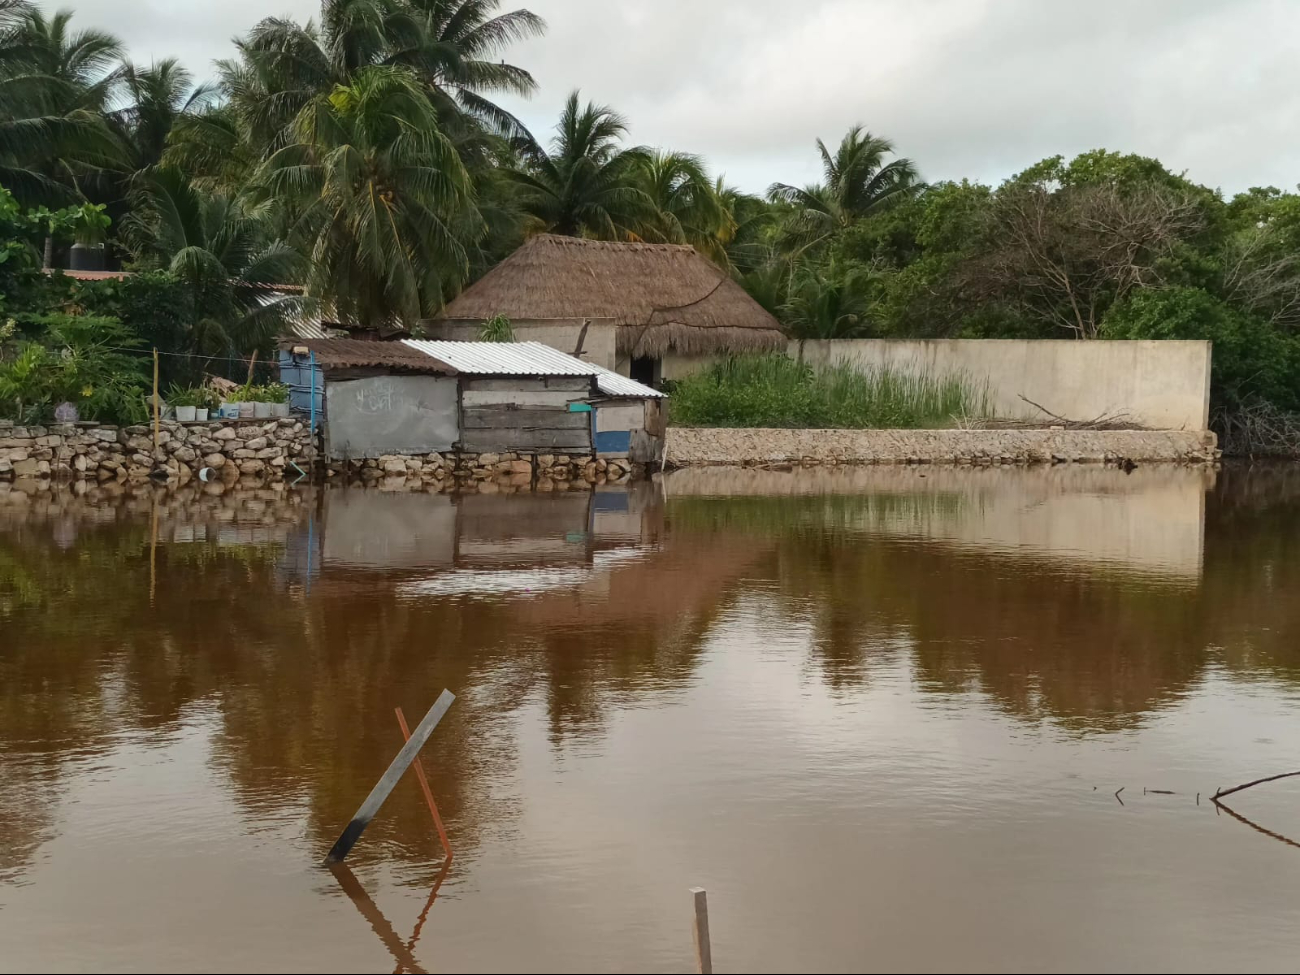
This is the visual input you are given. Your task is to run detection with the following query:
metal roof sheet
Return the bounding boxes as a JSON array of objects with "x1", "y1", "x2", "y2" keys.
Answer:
[
  {"x1": 402, "y1": 339, "x2": 597, "y2": 377},
  {"x1": 590, "y1": 363, "x2": 665, "y2": 399},
  {"x1": 399, "y1": 339, "x2": 664, "y2": 398}
]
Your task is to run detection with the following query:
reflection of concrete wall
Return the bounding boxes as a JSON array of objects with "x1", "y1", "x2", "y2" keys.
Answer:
[
  {"x1": 325, "y1": 375, "x2": 458, "y2": 459},
  {"x1": 794, "y1": 339, "x2": 1212, "y2": 430},
  {"x1": 662, "y1": 465, "x2": 1213, "y2": 578},
  {"x1": 431, "y1": 318, "x2": 617, "y2": 370},
  {"x1": 323, "y1": 490, "x2": 456, "y2": 568}
]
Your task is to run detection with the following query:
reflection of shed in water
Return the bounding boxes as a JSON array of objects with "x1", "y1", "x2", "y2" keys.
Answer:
[{"x1": 308, "y1": 485, "x2": 661, "y2": 599}]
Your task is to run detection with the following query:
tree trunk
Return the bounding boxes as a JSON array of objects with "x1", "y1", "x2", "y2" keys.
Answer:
[{"x1": 43, "y1": 235, "x2": 53, "y2": 269}]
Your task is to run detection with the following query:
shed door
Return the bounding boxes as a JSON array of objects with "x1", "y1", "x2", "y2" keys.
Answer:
[{"x1": 325, "y1": 375, "x2": 458, "y2": 459}]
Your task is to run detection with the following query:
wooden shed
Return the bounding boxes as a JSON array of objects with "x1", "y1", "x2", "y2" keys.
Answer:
[{"x1": 280, "y1": 339, "x2": 663, "y2": 462}]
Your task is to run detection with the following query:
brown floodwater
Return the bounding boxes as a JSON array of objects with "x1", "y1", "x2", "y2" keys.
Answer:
[{"x1": 1, "y1": 465, "x2": 1299, "y2": 973}]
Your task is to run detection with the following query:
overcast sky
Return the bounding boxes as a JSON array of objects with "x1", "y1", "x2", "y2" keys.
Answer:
[{"x1": 63, "y1": 0, "x2": 1300, "y2": 195}]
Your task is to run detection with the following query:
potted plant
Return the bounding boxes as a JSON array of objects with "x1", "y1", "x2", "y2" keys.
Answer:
[
  {"x1": 249, "y1": 385, "x2": 273, "y2": 418},
  {"x1": 228, "y1": 385, "x2": 255, "y2": 419},
  {"x1": 263, "y1": 382, "x2": 291, "y2": 417},
  {"x1": 218, "y1": 387, "x2": 240, "y2": 419},
  {"x1": 167, "y1": 384, "x2": 202, "y2": 422}
]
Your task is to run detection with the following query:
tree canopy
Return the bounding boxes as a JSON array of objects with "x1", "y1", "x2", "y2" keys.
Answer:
[{"x1": 0, "y1": 0, "x2": 1298, "y2": 447}]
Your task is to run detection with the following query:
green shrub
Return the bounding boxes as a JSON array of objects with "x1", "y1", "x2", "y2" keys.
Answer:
[
  {"x1": 1103, "y1": 287, "x2": 1300, "y2": 412},
  {"x1": 478, "y1": 314, "x2": 515, "y2": 342},
  {"x1": 669, "y1": 354, "x2": 992, "y2": 429},
  {"x1": 0, "y1": 314, "x2": 149, "y2": 424}
]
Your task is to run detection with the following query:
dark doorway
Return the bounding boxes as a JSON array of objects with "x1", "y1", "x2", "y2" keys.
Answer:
[{"x1": 630, "y1": 356, "x2": 660, "y2": 387}]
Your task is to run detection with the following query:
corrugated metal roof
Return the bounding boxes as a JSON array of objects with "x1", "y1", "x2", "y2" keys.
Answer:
[
  {"x1": 590, "y1": 363, "x2": 665, "y2": 399},
  {"x1": 282, "y1": 338, "x2": 456, "y2": 374},
  {"x1": 399, "y1": 339, "x2": 664, "y2": 399},
  {"x1": 402, "y1": 340, "x2": 597, "y2": 377}
]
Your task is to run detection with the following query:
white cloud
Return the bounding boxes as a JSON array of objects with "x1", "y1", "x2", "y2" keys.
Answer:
[{"x1": 61, "y1": 0, "x2": 1300, "y2": 194}]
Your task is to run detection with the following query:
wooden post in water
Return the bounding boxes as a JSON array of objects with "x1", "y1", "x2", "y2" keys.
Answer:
[
  {"x1": 395, "y1": 705, "x2": 453, "y2": 862},
  {"x1": 323, "y1": 690, "x2": 455, "y2": 865},
  {"x1": 152, "y1": 348, "x2": 160, "y2": 451},
  {"x1": 691, "y1": 887, "x2": 713, "y2": 974}
]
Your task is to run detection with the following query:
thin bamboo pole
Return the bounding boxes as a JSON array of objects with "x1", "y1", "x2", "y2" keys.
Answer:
[
  {"x1": 152, "y1": 348, "x2": 160, "y2": 451},
  {"x1": 396, "y1": 706, "x2": 453, "y2": 862}
]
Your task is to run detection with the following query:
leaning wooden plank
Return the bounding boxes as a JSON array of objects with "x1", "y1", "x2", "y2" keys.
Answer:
[
  {"x1": 323, "y1": 690, "x2": 456, "y2": 864},
  {"x1": 691, "y1": 888, "x2": 712, "y2": 974}
]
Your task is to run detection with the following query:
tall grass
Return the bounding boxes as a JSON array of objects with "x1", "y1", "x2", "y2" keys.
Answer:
[{"x1": 669, "y1": 354, "x2": 992, "y2": 429}]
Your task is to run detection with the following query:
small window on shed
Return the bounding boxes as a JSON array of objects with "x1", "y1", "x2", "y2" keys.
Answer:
[{"x1": 630, "y1": 355, "x2": 660, "y2": 387}]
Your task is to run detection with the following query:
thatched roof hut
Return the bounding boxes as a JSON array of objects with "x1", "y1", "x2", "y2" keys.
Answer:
[{"x1": 438, "y1": 234, "x2": 785, "y2": 358}]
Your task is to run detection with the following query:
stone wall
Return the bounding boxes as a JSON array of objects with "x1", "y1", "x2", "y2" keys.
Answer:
[
  {"x1": 664, "y1": 427, "x2": 1220, "y2": 468},
  {"x1": 0, "y1": 418, "x2": 315, "y2": 483},
  {"x1": 328, "y1": 451, "x2": 634, "y2": 494}
]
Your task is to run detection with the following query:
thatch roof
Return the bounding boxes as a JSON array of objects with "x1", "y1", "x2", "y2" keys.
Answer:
[
  {"x1": 439, "y1": 234, "x2": 785, "y2": 358},
  {"x1": 280, "y1": 338, "x2": 456, "y2": 374}
]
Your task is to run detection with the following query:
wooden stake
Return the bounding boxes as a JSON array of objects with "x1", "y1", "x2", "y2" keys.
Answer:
[
  {"x1": 396, "y1": 705, "x2": 454, "y2": 862},
  {"x1": 323, "y1": 690, "x2": 455, "y2": 865},
  {"x1": 691, "y1": 887, "x2": 712, "y2": 974},
  {"x1": 152, "y1": 348, "x2": 160, "y2": 451}
]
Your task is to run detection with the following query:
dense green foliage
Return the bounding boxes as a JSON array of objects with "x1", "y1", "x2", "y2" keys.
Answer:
[
  {"x1": 1, "y1": 1, "x2": 1299, "y2": 446},
  {"x1": 669, "y1": 355, "x2": 991, "y2": 430}
]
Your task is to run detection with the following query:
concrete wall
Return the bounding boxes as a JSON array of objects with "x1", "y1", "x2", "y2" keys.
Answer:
[
  {"x1": 325, "y1": 375, "x2": 459, "y2": 459},
  {"x1": 430, "y1": 318, "x2": 617, "y2": 370},
  {"x1": 793, "y1": 339, "x2": 1212, "y2": 431}
]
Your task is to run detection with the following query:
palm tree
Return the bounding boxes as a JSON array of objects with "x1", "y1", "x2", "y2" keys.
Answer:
[
  {"x1": 780, "y1": 257, "x2": 877, "y2": 339},
  {"x1": 393, "y1": 0, "x2": 545, "y2": 138},
  {"x1": 0, "y1": 2, "x2": 124, "y2": 205},
  {"x1": 509, "y1": 90, "x2": 652, "y2": 239},
  {"x1": 633, "y1": 151, "x2": 732, "y2": 263},
  {"x1": 123, "y1": 166, "x2": 303, "y2": 358},
  {"x1": 768, "y1": 125, "x2": 920, "y2": 252},
  {"x1": 258, "y1": 64, "x2": 478, "y2": 330},
  {"x1": 219, "y1": 1, "x2": 544, "y2": 153},
  {"x1": 111, "y1": 59, "x2": 218, "y2": 173}
]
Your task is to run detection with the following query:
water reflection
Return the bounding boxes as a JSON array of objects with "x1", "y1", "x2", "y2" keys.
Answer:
[
  {"x1": 330, "y1": 859, "x2": 451, "y2": 974},
  {"x1": 3, "y1": 465, "x2": 1300, "y2": 970}
]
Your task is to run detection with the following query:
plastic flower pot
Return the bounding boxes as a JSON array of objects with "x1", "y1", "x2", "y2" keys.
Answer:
[
  {"x1": 195, "y1": 408, "x2": 209, "y2": 422},
  {"x1": 253, "y1": 401, "x2": 272, "y2": 419},
  {"x1": 272, "y1": 403, "x2": 290, "y2": 418},
  {"x1": 238, "y1": 402, "x2": 255, "y2": 419},
  {"x1": 175, "y1": 405, "x2": 197, "y2": 422}
]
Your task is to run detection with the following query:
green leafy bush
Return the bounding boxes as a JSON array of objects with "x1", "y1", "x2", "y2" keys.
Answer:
[
  {"x1": 0, "y1": 314, "x2": 149, "y2": 424},
  {"x1": 669, "y1": 354, "x2": 992, "y2": 429},
  {"x1": 1102, "y1": 287, "x2": 1300, "y2": 412},
  {"x1": 478, "y1": 314, "x2": 515, "y2": 342}
]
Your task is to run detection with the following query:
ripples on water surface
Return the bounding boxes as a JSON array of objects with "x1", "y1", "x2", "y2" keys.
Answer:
[{"x1": 1, "y1": 465, "x2": 1299, "y2": 973}]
